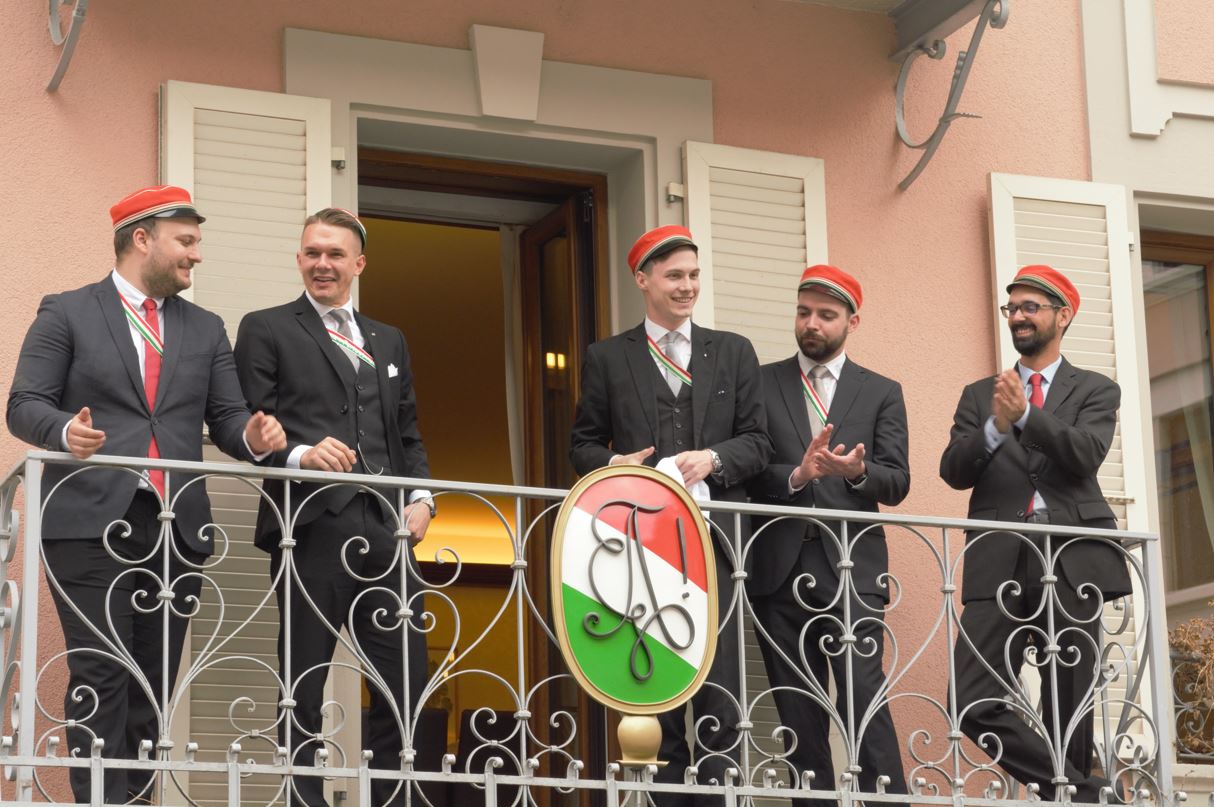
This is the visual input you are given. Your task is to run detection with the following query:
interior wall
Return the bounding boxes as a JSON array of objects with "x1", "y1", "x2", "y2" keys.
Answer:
[{"x1": 360, "y1": 217, "x2": 516, "y2": 564}]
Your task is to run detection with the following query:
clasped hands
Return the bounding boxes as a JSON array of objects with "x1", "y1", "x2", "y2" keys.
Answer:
[
  {"x1": 789, "y1": 424, "x2": 866, "y2": 489},
  {"x1": 65, "y1": 407, "x2": 287, "y2": 457},
  {"x1": 609, "y1": 445, "x2": 715, "y2": 486},
  {"x1": 991, "y1": 369, "x2": 1028, "y2": 434}
]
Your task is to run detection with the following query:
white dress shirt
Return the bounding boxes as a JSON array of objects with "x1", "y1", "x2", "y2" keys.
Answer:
[{"x1": 644, "y1": 317, "x2": 693, "y2": 374}]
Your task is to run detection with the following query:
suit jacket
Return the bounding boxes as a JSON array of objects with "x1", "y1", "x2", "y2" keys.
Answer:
[
  {"x1": 6, "y1": 276, "x2": 254, "y2": 551},
  {"x1": 747, "y1": 356, "x2": 910, "y2": 600},
  {"x1": 569, "y1": 322, "x2": 772, "y2": 553},
  {"x1": 939, "y1": 357, "x2": 1132, "y2": 602},
  {"x1": 234, "y1": 294, "x2": 431, "y2": 551}
]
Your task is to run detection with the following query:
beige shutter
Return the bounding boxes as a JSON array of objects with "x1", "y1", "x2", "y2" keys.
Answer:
[
  {"x1": 684, "y1": 142, "x2": 830, "y2": 798},
  {"x1": 988, "y1": 172, "x2": 1159, "y2": 767},
  {"x1": 683, "y1": 141, "x2": 828, "y2": 362},
  {"x1": 161, "y1": 80, "x2": 332, "y2": 806}
]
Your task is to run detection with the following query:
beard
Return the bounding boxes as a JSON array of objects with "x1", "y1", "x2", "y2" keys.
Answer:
[
  {"x1": 797, "y1": 328, "x2": 846, "y2": 362},
  {"x1": 142, "y1": 257, "x2": 191, "y2": 298},
  {"x1": 1011, "y1": 319, "x2": 1057, "y2": 357}
]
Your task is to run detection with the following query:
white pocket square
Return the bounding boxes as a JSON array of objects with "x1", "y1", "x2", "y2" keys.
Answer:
[{"x1": 387, "y1": 363, "x2": 399, "y2": 378}]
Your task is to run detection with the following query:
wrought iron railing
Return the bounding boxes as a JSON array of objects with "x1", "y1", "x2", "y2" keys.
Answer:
[{"x1": 0, "y1": 451, "x2": 1179, "y2": 806}]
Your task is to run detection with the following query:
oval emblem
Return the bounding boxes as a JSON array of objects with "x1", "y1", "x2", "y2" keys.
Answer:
[{"x1": 551, "y1": 465, "x2": 717, "y2": 714}]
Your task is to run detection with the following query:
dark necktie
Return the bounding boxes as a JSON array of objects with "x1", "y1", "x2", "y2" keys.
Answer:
[{"x1": 142, "y1": 299, "x2": 164, "y2": 498}]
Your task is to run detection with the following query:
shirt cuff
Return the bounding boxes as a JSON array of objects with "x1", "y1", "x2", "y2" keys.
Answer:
[
  {"x1": 846, "y1": 473, "x2": 868, "y2": 490},
  {"x1": 983, "y1": 416, "x2": 1009, "y2": 453},
  {"x1": 409, "y1": 490, "x2": 433, "y2": 503},
  {"x1": 788, "y1": 469, "x2": 807, "y2": 495},
  {"x1": 1013, "y1": 406, "x2": 1031, "y2": 431},
  {"x1": 60, "y1": 420, "x2": 72, "y2": 451},
  {"x1": 286, "y1": 444, "x2": 309, "y2": 470},
  {"x1": 242, "y1": 432, "x2": 271, "y2": 462}
]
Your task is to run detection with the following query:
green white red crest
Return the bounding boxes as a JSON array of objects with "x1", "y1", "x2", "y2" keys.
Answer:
[{"x1": 551, "y1": 465, "x2": 717, "y2": 713}]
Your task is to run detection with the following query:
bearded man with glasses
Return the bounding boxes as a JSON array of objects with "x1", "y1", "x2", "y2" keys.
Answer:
[{"x1": 940, "y1": 264, "x2": 1130, "y2": 802}]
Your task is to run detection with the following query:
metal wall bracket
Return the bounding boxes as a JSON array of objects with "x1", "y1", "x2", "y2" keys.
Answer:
[
  {"x1": 893, "y1": 0, "x2": 1008, "y2": 190},
  {"x1": 46, "y1": 0, "x2": 89, "y2": 92}
]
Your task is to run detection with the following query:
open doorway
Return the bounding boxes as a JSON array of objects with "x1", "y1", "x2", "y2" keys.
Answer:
[{"x1": 356, "y1": 150, "x2": 611, "y2": 802}]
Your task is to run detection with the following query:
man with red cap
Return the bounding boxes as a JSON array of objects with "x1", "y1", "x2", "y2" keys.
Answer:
[
  {"x1": 941, "y1": 265, "x2": 1130, "y2": 802},
  {"x1": 570, "y1": 225, "x2": 771, "y2": 806},
  {"x1": 7, "y1": 185, "x2": 286, "y2": 804},
  {"x1": 748, "y1": 265, "x2": 909, "y2": 806}
]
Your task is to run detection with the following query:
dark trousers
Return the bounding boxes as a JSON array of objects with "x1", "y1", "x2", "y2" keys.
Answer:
[
  {"x1": 954, "y1": 517, "x2": 1112, "y2": 802},
  {"x1": 43, "y1": 491, "x2": 203, "y2": 805},
  {"x1": 271, "y1": 495, "x2": 428, "y2": 807},
  {"x1": 752, "y1": 539, "x2": 906, "y2": 807},
  {"x1": 653, "y1": 539, "x2": 741, "y2": 807}
]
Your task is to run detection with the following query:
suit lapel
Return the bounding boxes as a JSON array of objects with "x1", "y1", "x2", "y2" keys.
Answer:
[
  {"x1": 827, "y1": 358, "x2": 864, "y2": 430},
  {"x1": 1043, "y1": 357, "x2": 1078, "y2": 414},
  {"x1": 691, "y1": 324, "x2": 715, "y2": 446},
  {"x1": 95, "y1": 280, "x2": 150, "y2": 413},
  {"x1": 357, "y1": 312, "x2": 397, "y2": 445},
  {"x1": 623, "y1": 325, "x2": 659, "y2": 444},
  {"x1": 154, "y1": 296, "x2": 184, "y2": 411},
  {"x1": 777, "y1": 356, "x2": 811, "y2": 450},
  {"x1": 294, "y1": 295, "x2": 356, "y2": 385}
]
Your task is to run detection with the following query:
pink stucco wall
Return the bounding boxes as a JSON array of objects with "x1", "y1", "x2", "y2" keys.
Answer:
[
  {"x1": 1155, "y1": 0, "x2": 1214, "y2": 87},
  {"x1": 0, "y1": 0, "x2": 1091, "y2": 795}
]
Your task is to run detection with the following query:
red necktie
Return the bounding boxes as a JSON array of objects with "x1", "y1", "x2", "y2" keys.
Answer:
[
  {"x1": 142, "y1": 298, "x2": 165, "y2": 498},
  {"x1": 1026, "y1": 373, "x2": 1044, "y2": 513}
]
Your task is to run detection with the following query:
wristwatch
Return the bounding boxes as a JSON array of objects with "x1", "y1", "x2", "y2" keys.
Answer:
[
  {"x1": 709, "y1": 449, "x2": 724, "y2": 478},
  {"x1": 415, "y1": 496, "x2": 437, "y2": 518}
]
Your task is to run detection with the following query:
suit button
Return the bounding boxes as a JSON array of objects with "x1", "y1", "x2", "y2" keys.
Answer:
[
  {"x1": 151, "y1": 418, "x2": 159, "y2": 426},
  {"x1": 674, "y1": 423, "x2": 683, "y2": 430},
  {"x1": 340, "y1": 405, "x2": 348, "y2": 414},
  {"x1": 673, "y1": 407, "x2": 681, "y2": 414},
  {"x1": 1016, "y1": 509, "x2": 1025, "y2": 518},
  {"x1": 676, "y1": 439, "x2": 684, "y2": 447},
  {"x1": 812, "y1": 479, "x2": 821, "y2": 486},
  {"x1": 358, "y1": 406, "x2": 365, "y2": 412},
  {"x1": 359, "y1": 429, "x2": 366, "y2": 437},
  {"x1": 357, "y1": 384, "x2": 364, "y2": 391},
  {"x1": 1030, "y1": 473, "x2": 1039, "y2": 481}
]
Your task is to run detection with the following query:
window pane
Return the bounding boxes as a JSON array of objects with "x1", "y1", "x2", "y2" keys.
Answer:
[{"x1": 1144, "y1": 260, "x2": 1214, "y2": 593}]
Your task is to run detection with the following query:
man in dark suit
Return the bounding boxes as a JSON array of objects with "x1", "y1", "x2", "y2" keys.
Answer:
[
  {"x1": 941, "y1": 264, "x2": 1131, "y2": 802},
  {"x1": 234, "y1": 208, "x2": 433, "y2": 807},
  {"x1": 570, "y1": 225, "x2": 771, "y2": 805},
  {"x1": 748, "y1": 265, "x2": 909, "y2": 806},
  {"x1": 6, "y1": 185, "x2": 286, "y2": 804}
]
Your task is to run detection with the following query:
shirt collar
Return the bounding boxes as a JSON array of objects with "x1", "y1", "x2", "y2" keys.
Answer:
[
  {"x1": 798, "y1": 349, "x2": 847, "y2": 380},
  {"x1": 644, "y1": 317, "x2": 692, "y2": 345},
  {"x1": 111, "y1": 268, "x2": 163, "y2": 311},
  {"x1": 305, "y1": 291, "x2": 355, "y2": 322},
  {"x1": 1017, "y1": 355, "x2": 1063, "y2": 386}
]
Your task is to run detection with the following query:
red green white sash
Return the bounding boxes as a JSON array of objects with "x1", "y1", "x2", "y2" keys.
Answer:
[
  {"x1": 800, "y1": 368, "x2": 829, "y2": 426},
  {"x1": 327, "y1": 329, "x2": 376, "y2": 368},
  {"x1": 647, "y1": 335, "x2": 691, "y2": 387},
  {"x1": 119, "y1": 296, "x2": 164, "y2": 356}
]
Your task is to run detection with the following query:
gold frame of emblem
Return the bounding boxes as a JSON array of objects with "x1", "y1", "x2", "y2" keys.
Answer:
[{"x1": 549, "y1": 464, "x2": 719, "y2": 716}]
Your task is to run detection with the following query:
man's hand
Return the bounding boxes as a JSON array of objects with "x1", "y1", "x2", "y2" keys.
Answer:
[
  {"x1": 814, "y1": 442, "x2": 867, "y2": 480},
  {"x1": 674, "y1": 449, "x2": 715, "y2": 487},
  {"x1": 992, "y1": 369, "x2": 1027, "y2": 430},
  {"x1": 245, "y1": 411, "x2": 287, "y2": 454},
  {"x1": 402, "y1": 502, "x2": 432, "y2": 544},
  {"x1": 300, "y1": 436, "x2": 357, "y2": 472},
  {"x1": 65, "y1": 407, "x2": 105, "y2": 459},
  {"x1": 790, "y1": 424, "x2": 833, "y2": 489},
  {"x1": 610, "y1": 446, "x2": 656, "y2": 466}
]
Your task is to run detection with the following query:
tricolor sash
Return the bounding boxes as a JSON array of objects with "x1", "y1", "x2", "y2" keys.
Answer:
[
  {"x1": 120, "y1": 296, "x2": 164, "y2": 356},
  {"x1": 647, "y1": 336, "x2": 691, "y2": 387},
  {"x1": 327, "y1": 329, "x2": 376, "y2": 369},
  {"x1": 800, "y1": 368, "x2": 829, "y2": 426}
]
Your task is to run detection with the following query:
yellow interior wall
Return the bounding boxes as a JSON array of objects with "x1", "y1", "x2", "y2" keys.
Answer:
[{"x1": 359, "y1": 218, "x2": 516, "y2": 565}]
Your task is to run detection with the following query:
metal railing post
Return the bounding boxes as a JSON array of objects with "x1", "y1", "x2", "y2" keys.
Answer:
[{"x1": 17, "y1": 457, "x2": 42, "y2": 801}]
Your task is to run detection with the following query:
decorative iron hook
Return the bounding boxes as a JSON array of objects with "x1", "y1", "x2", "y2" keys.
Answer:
[
  {"x1": 893, "y1": 0, "x2": 1009, "y2": 189},
  {"x1": 46, "y1": 0, "x2": 90, "y2": 92}
]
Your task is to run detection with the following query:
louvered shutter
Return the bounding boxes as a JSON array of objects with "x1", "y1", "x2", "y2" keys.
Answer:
[
  {"x1": 684, "y1": 142, "x2": 830, "y2": 797},
  {"x1": 988, "y1": 172, "x2": 1156, "y2": 768},
  {"x1": 683, "y1": 141, "x2": 828, "y2": 360},
  {"x1": 161, "y1": 80, "x2": 332, "y2": 806}
]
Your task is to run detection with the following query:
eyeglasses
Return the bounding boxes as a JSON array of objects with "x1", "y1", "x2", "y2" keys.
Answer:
[{"x1": 1000, "y1": 302, "x2": 1064, "y2": 318}]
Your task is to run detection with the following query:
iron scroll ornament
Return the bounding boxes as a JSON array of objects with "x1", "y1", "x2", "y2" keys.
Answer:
[
  {"x1": 46, "y1": 0, "x2": 89, "y2": 92},
  {"x1": 550, "y1": 464, "x2": 718, "y2": 715},
  {"x1": 893, "y1": 0, "x2": 1009, "y2": 190}
]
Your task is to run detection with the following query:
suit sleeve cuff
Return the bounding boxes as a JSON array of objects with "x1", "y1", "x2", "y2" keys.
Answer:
[{"x1": 242, "y1": 432, "x2": 271, "y2": 462}]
